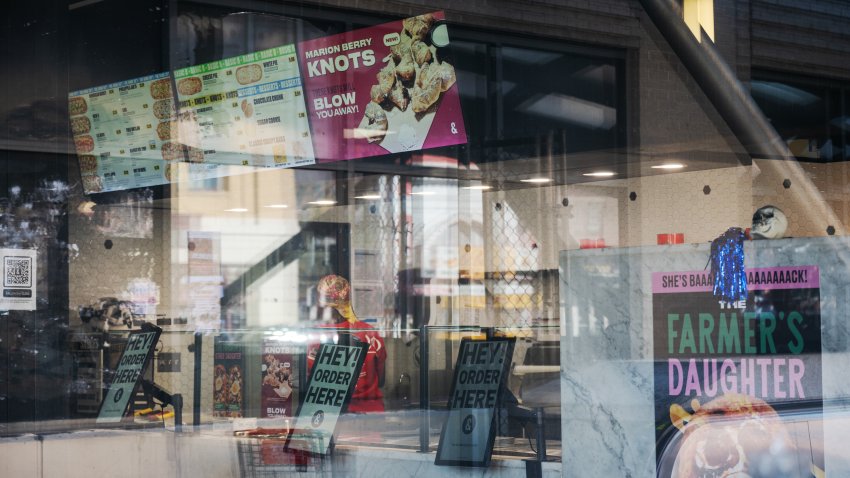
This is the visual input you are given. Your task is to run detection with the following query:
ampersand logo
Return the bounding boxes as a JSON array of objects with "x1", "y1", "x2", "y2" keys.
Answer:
[{"x1": 462, "y1": 414, "x2": 475, "y2": 434}]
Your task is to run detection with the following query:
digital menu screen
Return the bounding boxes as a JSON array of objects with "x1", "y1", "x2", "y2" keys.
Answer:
[
  {"x1": 173, "y1": 44, "x2": 315, "y2": 168},
  {"x1": 69, "y1": 73, "x2": 175, "y2": 193},
  {"x1": 69, "y1": 12, "x2": 467, "y2": 194}
]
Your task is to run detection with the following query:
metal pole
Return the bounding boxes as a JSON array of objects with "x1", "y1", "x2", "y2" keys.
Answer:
[
  {"x1": 638, "y1": 0, "x2": 786, "y2": 161},
  {"x1": 173, "y1": 393, "x2": 183, "y2": 433},
  {"x1": 193, "y1": 333, "x2": 202, "y2": 428},
  {"x1": 418, "y1": 323, "x2": 430, "y2": 453}
]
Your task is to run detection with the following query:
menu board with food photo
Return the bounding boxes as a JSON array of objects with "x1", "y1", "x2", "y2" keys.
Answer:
[
  {"x1": 652, "y1": 266, "x2": 824, "y2": 477},
  {"x1": 68, "y1": 72, "x2": 175, "y2": 193},
  {"x1": 173, "y1": 44, "x2": 315, "y2": 168},
  {"x1": 297, "y1": 11, "x2": 467, "y2": 162},
  {"x1": 213, "y1": 338, "x2": 245, "y2": 418},
  {"x1": 260, "y1": 341, "x2": 300, "y2": 419}
]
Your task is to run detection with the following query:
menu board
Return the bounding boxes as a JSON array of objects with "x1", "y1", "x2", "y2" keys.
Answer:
[
  {"x1": 298, "y1": 11, "x2": 467, "y2": 162},
  {"x1": 69, "y1": 73, "x2": 175, "y2": 193},
  {"x1": 173, "y1": 44, "x2": 315, "y2": 168},
  {"x1": 69, "y1": 13, "x2": 468, "y2": 193}
]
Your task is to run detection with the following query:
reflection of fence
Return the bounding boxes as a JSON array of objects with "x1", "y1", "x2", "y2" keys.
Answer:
[
  {"x1": 237, "y1": 433, "x2": 330, "y2": 478},
  {"x1": 485, "y1": 191, "x2": 560, "y2": 331}
]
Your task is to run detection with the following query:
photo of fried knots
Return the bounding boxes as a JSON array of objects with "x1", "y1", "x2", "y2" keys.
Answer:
[{"x1": 361, "y1": 13, "x2": 456, "y2": 144}]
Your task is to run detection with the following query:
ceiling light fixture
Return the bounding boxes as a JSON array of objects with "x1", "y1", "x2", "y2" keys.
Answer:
[
  {"x1": 308, "y1": 200, "x2": 337, "y2": 206},
  {"x1": 224, "y1": 208, "x2": 248, "y2": 212},
  {"x1": 355, "y1": 194, "x2": 382, "y2": 200},
  {"x1": 583, "y1": 171, "x2": 616, "y2": 178},
  {"x1": 410, "y1": 191, "x2": 436, "y2": 196},
  {"x1": 651, "y1": 163, "x2": 686, "y2": 170},
  {"x1": 264, "y1": 204, "x2": 289, "y2": 208},
  {"x1": 520, "y1": 178, "x2": 551, "y2": 184},
  {"x1": 461, "y1": 185, "x2": 492, "y2": 190}
]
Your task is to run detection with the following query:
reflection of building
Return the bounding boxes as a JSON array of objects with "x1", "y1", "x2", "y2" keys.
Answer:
[{"x1": 2, "y1": 1, "x2": 850, "y2": 477}]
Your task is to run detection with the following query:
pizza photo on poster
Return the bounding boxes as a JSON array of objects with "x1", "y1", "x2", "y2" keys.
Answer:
[
  {"x1": 297, "y1": 11, "x2": 467, "y2": 162},
  {"x1": 652, "y1": 266, "x2": 824, "y2": 478}
]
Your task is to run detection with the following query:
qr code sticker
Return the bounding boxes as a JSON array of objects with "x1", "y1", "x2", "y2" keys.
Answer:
[{"x1": 4, "y1": 256, "x2": 32, "y2": 288}]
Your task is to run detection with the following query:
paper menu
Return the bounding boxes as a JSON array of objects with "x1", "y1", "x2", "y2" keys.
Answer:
[
  {"x1": 173, "y1": 44, "x2": 316, "y2": 168},
  {"x1": 69, "y1": 72, "x2": 174, "y2": 193}
]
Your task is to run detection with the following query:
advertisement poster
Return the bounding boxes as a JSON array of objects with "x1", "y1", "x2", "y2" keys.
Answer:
[
  {"x1": 69, "y1": 73, "x2": 174, "y2": 193},
  {"x1": 653, "y1": 266, "x2": 824, "y2": 477},
  {"x1": 213, "y1": 338, "x2": 244, "y2": 418},
  {"x1": 436, "y1": 337, "x2": 514, "y2": 467},
  {"x1": 1, "y1": 248, "x2": 37, "y2": 311},
  {"x1": 288, "y1": 342, "x2": 367, "y2": 454},
  {"x1": 174, "y1": 44, "x2": 315, "y2": 169},
  {"x1": 261, "y1": 341, "x2": 300, "y2": 418},
  {"x1": 297, "y1": 11, "x2": 467, "y2": 162},
  {"x1": 187, "y1": 231, "x2": 222, "y2": 330}
]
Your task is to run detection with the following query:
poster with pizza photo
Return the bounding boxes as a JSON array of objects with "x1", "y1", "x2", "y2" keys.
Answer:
[
  {"x1": 213, "y1": 338, "x2": 245, "y2": 418},
  {"x1": 652, "y1": 266, "x2": 824, "y2": 477},
  {"x1": 297, "y1": 11, "x2": 467, "y2": 162}
]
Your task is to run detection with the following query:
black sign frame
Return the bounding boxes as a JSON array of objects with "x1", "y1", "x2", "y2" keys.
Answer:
[
  {"x1": 435, "y1": 336, "x2": 516, "y2": 467},
  {"x1": 285, "y1": 338, "x2": 369, "y2": 456},
  {"x1": 96, "y1": 322, "x2": 162, "y2": 424}
]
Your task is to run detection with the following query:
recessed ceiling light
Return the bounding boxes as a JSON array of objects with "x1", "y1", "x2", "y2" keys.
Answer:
[
  {"x1": 308, "y1": 200, "x2": 337, "y2": 205},
  {"x1": 224, "y1": 208, "x2": 248, "y2": 212},
  {"x1": 462, "y1": 185, "x2": 492, "y2": 190},
  {"x1": 583, "y1": 171, "x2": 616, "y2": 178},
  {"x1": 410, "y1": 191, "x2": 436, "y2": 196},
  {"x1": 264, "y1": 204, "x2": 289, "y2": 208},
  {"x1": 651, "y1": 163, "x2": 686, "y2": 170},
  {"x1": 355, "y1": 194, "x2": 382, "y2": 200},
  {"x1": 520, "y1": 178, "x2": 551, "y2": 184}
]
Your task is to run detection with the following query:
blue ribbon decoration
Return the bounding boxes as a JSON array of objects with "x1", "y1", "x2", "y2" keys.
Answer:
[{"x1": 710, "y1": 227, "x2": 747, "y2": 302}]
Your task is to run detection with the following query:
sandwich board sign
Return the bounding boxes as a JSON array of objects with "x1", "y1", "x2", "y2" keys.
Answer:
[
  {"x1": 436, "y1": 336, "x2": 515, "y2": 467},
  {"x1": 287, "y1": 341, "x2": 368, "y2": 454},
  {"x1": 97, "y1": 323, "x2": 162, "y2": 424}
]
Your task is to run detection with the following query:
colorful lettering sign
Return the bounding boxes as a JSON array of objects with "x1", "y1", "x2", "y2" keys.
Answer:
[
  {"x1": 297, "y1": 11, "x2": 467, "y2": 162},
  {"x1": 653, "y1": 266, "x2": 824, "y2": 477}
]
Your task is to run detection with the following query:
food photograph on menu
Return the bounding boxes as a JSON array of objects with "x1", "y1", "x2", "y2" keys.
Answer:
[
  {"x1": 298, "y1": 11, "x2": 467, "y2": 162},
  {"x1": 173, "y1": 44, "x2": 316, "y2": 169},
  {"x1": 68, "y1": 73, "x2": 176, "y2": 194}
]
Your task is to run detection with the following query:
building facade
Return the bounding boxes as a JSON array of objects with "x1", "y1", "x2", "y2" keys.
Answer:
[{"x1": 1, "y1": 0, "x2": 849, "y2": 476}]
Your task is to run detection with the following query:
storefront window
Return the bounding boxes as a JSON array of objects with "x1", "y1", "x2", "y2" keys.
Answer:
[{"x1": 2, "y1": 1, "x2": 850, "y2": 477}]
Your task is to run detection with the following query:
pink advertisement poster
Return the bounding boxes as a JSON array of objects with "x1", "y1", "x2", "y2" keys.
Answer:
[{"x1": 297, "y1": 11, "x2": 467, "y2": 162}]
